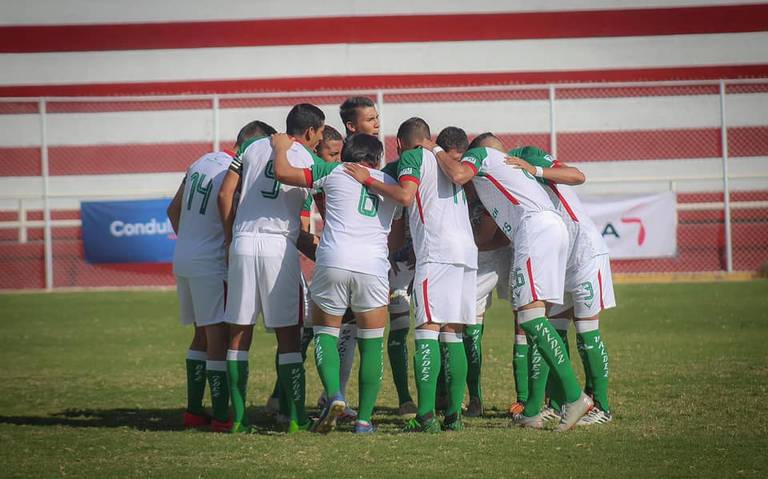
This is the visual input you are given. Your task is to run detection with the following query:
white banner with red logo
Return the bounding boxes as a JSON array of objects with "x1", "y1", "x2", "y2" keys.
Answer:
[{"x1": 581, "y1": 192, "x2": 677, "y2": 259}]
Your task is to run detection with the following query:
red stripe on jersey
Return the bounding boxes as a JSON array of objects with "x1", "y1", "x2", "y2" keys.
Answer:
[
  {"x1": 223, "y1": 149, "x2": 236, "y2": 158},
  {"x1": 548, "y1": 183, "x2": 579, "y2": 222},
  {"x1": 300, "y1": 210, "x2": 310, "y2": 218},
  {"x1": 485, "y1": 174, "x2": 520, "y2": 205},
  {"x1": 415, "y1": 191, "x2": 426, "y2": 224},
  {"x1": 526, "y1": 257, "x2": 538, "y2": 301},
  {"x1": 422, "y1": 279, "x2": 433, "y2": 324},
  {"x1": 400, "y1": 175, "x2": 420, "y2": 185},
  {"x1": 303, "y1": 168, "x2": 313, "y2": 188},
  {"x1": 463, "y1": 162, "x2": 479, "y2": 175},
  {"x1": 597, "y1": 270, "x2": 605, "y2": 311}
]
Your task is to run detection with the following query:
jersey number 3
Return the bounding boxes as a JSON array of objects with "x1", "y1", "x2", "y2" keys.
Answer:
[{"x1": 186, "y1": 172, "x2": 213, "y2": 215}]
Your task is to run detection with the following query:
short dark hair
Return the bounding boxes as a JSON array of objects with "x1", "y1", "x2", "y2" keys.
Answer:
[
  {"x1": 322, "y1": 125, "x2": 343, "y2": 143},
  {"x1": 235, "y1": 120, "x2": 276, "y2": 147},
  {"x1": 468, "y1": 132, "x2": 500, "y2": 150},
  {"x1": 341, "y1": 133, "x2": 383, "y2": 168},
  {"x1": 436, "y1": 126, "x2": 469, "y2": 152},
  {"x1": 340, "y1": 96, "x2": 375, "y2": 133},
  {"x1": 396, "y1": 117, "x2": 431, "y2": 146},
  {"x1": 286, "y1": 103, "x2": 325, "y2": 136}
]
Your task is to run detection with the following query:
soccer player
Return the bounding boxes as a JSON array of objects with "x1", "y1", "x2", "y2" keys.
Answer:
[
  {"x1": 167, "y1": 120, "x2": 275, "y2": 432},
  {"x1": 339, "y1": 96, "x2": 380, "y2": 138},
  {"x1": 436, "y1": 126, "x2": 510, "y2": 418},
  {"x1": 507, "y1": 146, "x2": 615, "y2": 425},
  {"x1": 345, "y1": 118, "x2": 478, "y2": 433},
  {"x1": 427, "y1": 132, "x2": 593, "y2": 431},
  {"x1": 217, "y1": 104, "x2": 326, "y2": 433},
  {"x1": 273, "y1": 132, "x2": 398, "y2": 434}
]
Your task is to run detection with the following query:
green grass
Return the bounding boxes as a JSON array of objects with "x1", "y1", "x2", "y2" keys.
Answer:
[{"x1": 1, "y1": 282, "x2": 767, "y2": 478}]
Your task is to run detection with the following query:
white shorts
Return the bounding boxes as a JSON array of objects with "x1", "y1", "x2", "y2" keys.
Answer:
[
  {"x1": 550, "y1": 253, "x2": 617, "y2": 318},
  {"x1": 176, "y1": 274, "x2": 227, "y2": 327},
  {"x1": 413, "y1": 262, "x2": 477, "y2": 326},
  {"x1": 389, "y1": 261, "x2": 415, "y2": 315},
  {"x1": 509, "y1": 211, "x2": 568, "y2": 310},
  {"x1": 311, "y1": 265, "x2": 389, "y2": 316},
  {"x1": 476, "y1": 247, "x2": 510, "y2": 317},
  {"x1": 225, "y1": 234, "x2": 304, "y2": 329}
]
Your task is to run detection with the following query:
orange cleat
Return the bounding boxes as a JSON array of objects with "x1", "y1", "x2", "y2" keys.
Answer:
[{"x1": 507, "y1": 401, "x2": 525, "y2": 417}]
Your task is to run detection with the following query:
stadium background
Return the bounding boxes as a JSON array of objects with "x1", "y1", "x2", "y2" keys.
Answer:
[{"x1": 0, "y1": 0, "x2": 766, "y2": 289}]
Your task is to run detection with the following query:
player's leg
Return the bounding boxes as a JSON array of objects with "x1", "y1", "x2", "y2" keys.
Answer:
[
  {"x1": 545, "y1": 312, "x2": 573, "y2": 417},
  {"x1": 402, "y1": 263, "x2": 442, "y2": 433},
  {"x1": 509, "y1": 320, "x2": 529, "y2": 416},
  {"x1": 387, "y1": 264, "x2": 415, "y2": 415},
  {"x1": 511, "y1": 213, "x2": 591, "y2": 431},
  {"x1": 336, "y1": 310, "x2": 358, "y2": 420},
  {"x1": 274, "y1": 324, "x2": 308, "y2": 432},
  {"x1": 465, "y1": 255, "x2": 498, "y2": 417},
  {"x1": 176, "y1": 276, "x2": 209, "y2": 428},
  {"x1": 350, "y1": 271, "x2": 390, "y2": 433}
]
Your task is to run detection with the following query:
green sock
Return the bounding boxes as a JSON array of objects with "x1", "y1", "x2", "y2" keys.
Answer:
[
  {"x1": 226, "y1": 349, "x2": 249, "y2": 425},
  {"x1": 436, "y1": 360, "x2": 447, "y2": 404},
  {"x1": 414, "y1": 331, "x2": 440, "y2": 417},
  {"x1": 518, "y1": 313, "x2": 582, "y2": 403},
  {"x1": 206, "y1": 360, "x2": 230, "y2": 422},
  {"x1": 441, "y1": 332, "x2": 468, "y2": 418},
  {"x1": 387, "y1": 319, "x2": 413, "y2": 405},
  {"x1": 185, "y1": 350, "x2": 207, "y2": 415},
  {"x1": 513, "y1": 335, "x2": 529, "y2": 403},
  {"x1": 463, "y1": 324, "x2": 483, "y2": 401},
  {"x1": 358, "y1": 328, "x2": 385, "y2": 423},
  {"x1": 547, "y1": 325, "x2": 571, "y2": 412},
  {"x1": 300, "y1": 328, "x2": 314, "y2": 360},
  {"x1": 313, "y1": 328, "x2": 341, "y2": 398},
  {"x1": 277, "y1": 352, "x2": 307, "y2": 424},
  {"x1": 522, "y1": 341, "x2": 550, "y2": 417},
  {"x1": 576, "y1": 321, "x2": 610, "y2": 412}
]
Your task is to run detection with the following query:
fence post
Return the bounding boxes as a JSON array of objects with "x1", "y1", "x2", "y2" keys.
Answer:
[
  {"x1": 719, "y1": 81, "x2": 733, "y2": 272},
  {"x1": 212, "y1": 94, "x2": 220, "y2": 152},
  {"x1": 376, "y1": 90, "x2": 385, "y2": 165},
  {"x1": 549, "y1": 85, "x2": 557, "y2": 158},
  {"x1": 40, "y1": 99, "x2": 53, "y2": 290},
  {"x1": 18, "y1": 199, "x2": 27, "y2": 243}
]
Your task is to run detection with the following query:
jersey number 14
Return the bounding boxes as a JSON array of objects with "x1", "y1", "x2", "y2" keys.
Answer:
[{"x1": 186, "y1": 172, "x2": 213, "y2": 215}]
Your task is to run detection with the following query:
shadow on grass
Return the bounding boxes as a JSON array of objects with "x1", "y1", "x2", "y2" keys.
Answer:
[{"x1": 0, "y1": 406, "x2": 299, "y2": 434}]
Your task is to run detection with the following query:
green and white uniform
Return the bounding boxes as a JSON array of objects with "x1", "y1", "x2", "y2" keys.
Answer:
[
  {"x1": 469, "y1": 199, "x2": 510, "y2": 318},
  {"x1": 173, "y1": 150, "x2": 233, "y2": 327},
  {"x1": 461, "y1": 146, "x2": 567, "y2": 310},
  {"x1": 308, "y1": 160, "x2": 399, "y2": 315},
  {"x1": 397, "y1": 147, "x2": 477, "y2": 326},
  {"x1": 384, "y1": 160, "x2": 415, "y2": 316},
  {"x1": 509, "y1": 146, "x2": 615, "y2": 318},
  {"x1": 225, "y1": 137, "x2": 315, "y2": 328}
]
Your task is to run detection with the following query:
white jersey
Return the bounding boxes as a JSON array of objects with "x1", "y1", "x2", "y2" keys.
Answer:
[
  {"x1": 396, "y1": 148, "x2": 477, "y2": 269},
  {"x1": 311, "y1": 161, "x2": 398, "y2": 277},
  {"x1": 461, "y1": 146, "x2": 557, "y2": 238},
  {"x1": 172, "y1": 151, "x2": 233, "y2": 278},
  {"x1": 507, "y1": 146, "x2": 609, "y2": 262},
  {"x1": 231, "y1": 137, "x2": 315, "y2": 243}
]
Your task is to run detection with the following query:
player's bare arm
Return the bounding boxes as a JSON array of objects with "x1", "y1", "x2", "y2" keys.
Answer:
[
  {"x1": 505, "y1": 156, "x2": 585, "y2": 185},
  {"x1": 419, "y1": 138, "x2": 476, "y2": 185},
  {"x1": 272, "y1": 133, "x2": 311, "y2": 187},
  {"x1": 344, "y1": 162, "x2": 417, "y2": 207},
  {"x1": 297, "y1": 215, "x2": 319, "y2": 261},
  {"x1": 217, "y1": 170, "x2": 240, "y2": 246},
  {"x1": 166, "y1": 177, "x2": 185, "y2": 234}
]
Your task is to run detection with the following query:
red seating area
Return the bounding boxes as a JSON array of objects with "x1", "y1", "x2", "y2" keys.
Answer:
[{"x1": 0, "y1": 192, "x2": 765, "y2": 289}]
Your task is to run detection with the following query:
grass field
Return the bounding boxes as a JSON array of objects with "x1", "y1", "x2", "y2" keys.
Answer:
[{"x1": 1, "y1": 281, "x2": 767, "y2": 478}]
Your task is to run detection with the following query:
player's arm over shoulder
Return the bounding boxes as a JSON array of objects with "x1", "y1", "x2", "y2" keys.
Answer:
[{"x1": 508, "y1": 147, "x2": 585, "y2": 186}]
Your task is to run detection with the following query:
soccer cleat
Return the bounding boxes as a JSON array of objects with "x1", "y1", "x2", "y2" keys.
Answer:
[
  {"x1": 338, "y1": 406, "x2": 358, "y2": 423},
  {"x1": 556, "y1": 392, "x2": 594, "y2": 432},
  {"x1": 275, "y1": 413, "x2": 289, "y2": 425},
  {"x1": 540, "y1": 405, "x2": 561, "y2": 422},
  {"x1": 465, "y1": 397, "x2": 483, "y2": 418},
  {"x1": 211, "y1": 418, "x2": 234, "y2": 433},
  {"x1": 288, "y1": 419, "x2": 312, "y2": 433},
  {"x1": 402, "y1": 414, "x2": 441, "y2": 433},
  {"x1": 183, "y1": 411, "x2": 211, "y2": 429},
  {"x1": 354, "y1": 420, "x2": 376, "y2": 434},
  {"x1": 398, "y1": 400, "x2": 418, "y2": 418},
  {"x1": 442, "y1": 413, "x2": 465, "y2": 431},
  {"x1": 507, "y1": 401, "x2": 525, "y2": 417},
  {"x1": 310, "y1": 394, "x2": 345, "y2": 434},
  {"x1": 511, "y1": 413, "x2": 544, "y2": 430},
  {"x1": 316, "y1": 393, "x2": 328, "y2": 409},
  {"x1": 264, "y1": 395, "x2": 281, "y2": 415},
  {"x1": 577, "y1": 407, "x2": 613, "y2": 426}
]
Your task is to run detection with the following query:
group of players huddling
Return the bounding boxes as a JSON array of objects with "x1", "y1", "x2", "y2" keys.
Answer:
[{"x1": 167, "y1": 97, "x2": 614, "y2": 434}]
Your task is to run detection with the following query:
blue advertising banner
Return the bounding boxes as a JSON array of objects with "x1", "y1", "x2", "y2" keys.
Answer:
[{"x1": 81, "y1": 199, "x2": 175, "y2": 264}]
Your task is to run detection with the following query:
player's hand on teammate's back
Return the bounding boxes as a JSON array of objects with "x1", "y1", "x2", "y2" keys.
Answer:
[
  {"x1": 504, "y1": 156, "x2": 536, "y2": 175},
  {"x1": 271, "y1": 132, "x2": 293, "y2": 151},
  {"x1": 343, "y1": 162, "x2": 370, "y2": 183},
  {"x1": 417, "y1": 138, "x2": 438, "y2": 151}
]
